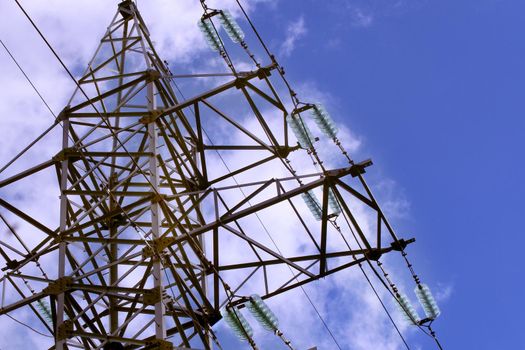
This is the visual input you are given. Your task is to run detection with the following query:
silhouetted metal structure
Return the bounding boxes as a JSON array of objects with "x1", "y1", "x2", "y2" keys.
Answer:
[{"x1": 0, "y1": 2, "x2": 417, "y2": 349}]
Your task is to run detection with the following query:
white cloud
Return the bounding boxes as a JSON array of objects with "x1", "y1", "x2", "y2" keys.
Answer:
[
  {"x1": 434, "y1": 282, "x2": 453, "y2": 303},
  {"x1": 279, "y1": 15, "x2": 307, "y2": 58}
]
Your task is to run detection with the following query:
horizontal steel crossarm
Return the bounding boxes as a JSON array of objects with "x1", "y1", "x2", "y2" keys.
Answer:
[
  {"x1": 161, "y1": 169, "x2": 329, "y2": 200},
  {"x1": 70, "y1": 283, "x2": 146, "y2": 295},
  {"x1": 100, "y1": 35, "x2": 141, "y2": 43},
  {"x1": 217, "y1": 247, "x2": 392, "y2": 271},
  {"x1": 65, "y1": 151, "x2": 153, "y2": 157},
  {"x1": 67, "y1": 111, "x2": 151, "y2": 118},
  {"x1": 157, "y1": 64, "x2": 277, "y2": 118},
  {"x1": 63, "y1": 190, "x2": 153, "y2": 196},
  {"x1": 265, "y1": 238, "x2": 413, "y2": 302},
  {"x1": 97, "y1": 305, "x2": 203, "y2": 318},
  {"x1": 67, "y1": 331, "x2": 148, "y2": 346},
  {"x1": 68, "y1": 72, "x2": 150, "y2": 113},
  {"x1": 79, "y1": 70, "x2": 148, "y2": 84},
  {"x1": 164, "y1": 166, "x2": 357, "y2": 247},
  {"x1": 64, "y1": 237, "x2": 147, "y2": 245}
]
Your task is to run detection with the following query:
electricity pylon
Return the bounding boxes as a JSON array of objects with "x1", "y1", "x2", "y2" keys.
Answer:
[{"x1": 0, "y1": 2, "x2": 414, "y2": 349}]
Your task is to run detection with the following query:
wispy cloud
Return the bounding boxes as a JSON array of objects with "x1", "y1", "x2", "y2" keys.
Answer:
[
  {"x1": 280, "y1": 15, "x2": 307, "y2": 58},
  {"x1": 434, "y1": 282, "x2": 454, "y2": 303},
  {"x1": 334, "y1": 0, "x2": 424, "y2": 28},
  {"x1": 348, "y1": 6, "x2": 374, "y2": 27}
]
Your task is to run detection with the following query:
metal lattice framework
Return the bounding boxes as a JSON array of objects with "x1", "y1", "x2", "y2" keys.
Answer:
[{"x1": 0, "y1": 2, "x2": 415, "y2": 349}]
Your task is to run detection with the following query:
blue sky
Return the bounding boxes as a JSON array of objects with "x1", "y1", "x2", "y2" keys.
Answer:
[
  {"x1": 253, "y1": 0, "x2": 523, "y2": 348},
  {"x1": 0, "y1": 0, "x2": 523, "y2": 349}
]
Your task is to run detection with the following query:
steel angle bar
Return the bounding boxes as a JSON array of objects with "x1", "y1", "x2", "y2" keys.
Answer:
[
  {"x1": 220, "y1": 223, "x2": 315, "y2": 278},
  {"x1": 0, "y1": 119, "x2": 60, "y2": 175},
  {"x1": 69, "y1": 111, "x2": 149, "y2": 118},
  {"x1": 330, "y1": 185, "x2": 373, "y2": 251},
  {"x1": 80, "y1": 70, "x2": 147, "y2": 84},
  {"x1": 0, "y1": 240, "x2": 26, "y2": 259},
  {"x1": 60, "y1": 195, "x2": 153, "y2": 237},
  {"x1": 276, "y1": 180, "x2": 320, "y2": 251},
  {"x1": 239, "y1": 86, "x2": 281, "y2": 147},
  {"x1": 93, "y1": 305, "x2": 149, "y2": 350},
  {"x1": 0, "y1": 158, "x2": 57, "y2": 188},
  {"x1": 68, "y1": 331, "x2": 148, "y2": 346},
  {"x1": 334, "y1": 178, "x2": 377, "y2": 209},
  {"x1": 200, "y1": 99, "x2": 274, "y2": 151},
  {"x1": 245, "y1": 81, "x2": 286, "y2": 111},
  {"x1": 217, "y1": 249, "x2": 375, "y2": 271},
  {"x1": 100, "y1": 36, "x2": 141, "y2": 43},
  {"x1": 355, "y1": 174, "x2": 405, "y2": 245},
  {"x1": 69, "y1": 12, "x2": 122, "y2": 99},
  {"x1": 75, "y1": 39, "x2": 142, "y2": 85},
  {"x1": 70, "y1": 259, "x2": 152, "y2": 323},
  {"x1": 218, "y1": 266, "x2": 261, "y2": 310},
  {"x1": 207, "y1": 154, "x2": 277, "y2": 186},
  {"x1": 158, "y1": 64, "x2": 278, "y2": 116},
  {"x1": 262, "y1": 257, "x2": 368, "y2": 300},
  {"x1": 0, "y1": 197, "x2": 57, "y2": 237},
  {"x1": 68, "y1": 69, "x2": 146, "y2": 113},
  {"x1": 72, "y1": 119, "x2": 144, "y2": 151},
  {"x1": 222, "y1": 178, "x2": 275, "y2": 217},
  {"x1": 320, "y1": 181, "x2": 330, "y2": 274},
  {"x1": 0, "y1": 290, "x2": 47, "y2": 315}
]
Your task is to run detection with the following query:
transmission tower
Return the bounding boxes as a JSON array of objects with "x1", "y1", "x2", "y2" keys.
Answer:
[{"x1": 0, "y1": 1, "x2": 442, "y2": 349}]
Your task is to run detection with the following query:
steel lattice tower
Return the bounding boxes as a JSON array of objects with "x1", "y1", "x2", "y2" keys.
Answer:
[{"x1": 0, "y1": 2, "x2": 417, "y2": 349}]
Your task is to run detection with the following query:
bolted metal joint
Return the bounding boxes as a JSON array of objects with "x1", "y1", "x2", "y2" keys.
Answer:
[
  {"x1": 144, "y1": 339, "x2": 173, "y2": 350},
  {"x1": 56, "y1": 106, "x2": 70, "y2": 122},
  {"x1": 391, "y1": 238, "x2": 416, "y2": 251},
  {"x1": 142, "y1": 236, "x2": 175, "y2": 259},
  {"x1": 234, "y1": 77, "x2": 247, "y2": 89},
  {"x1": 139, "y1": 109, "x2": 163, "y2": 124},
  {"x1": 118, "y1": 0, "x2": 136, "y2": 20},
  {"x1": 257, "y1": 66, "x2": 273, "y2": 79},
  {"x1": 56, "y1": 320, "x2": 74, "y2": 340},
  {"x1": 52, "y1": 148, "x2": 81, "y2": 162},
  {"x1": 43, "y1": 277, "x2": 73, "y2": 295},
  {"x1": 349, "y1": 158, "x2": 373, "y2": 177},
  {"x1": 365, "y1": 249, "x2": 382, "y2": 261},
  {"x1": 143, "y1": 287, "x2": 162, "y2": 305},
  {"x1": 4, "y1": 259, "x2": 20, "y2": 270},
  {"x1": 145, "y1": 69, "x2": 161, "y2": 83}
]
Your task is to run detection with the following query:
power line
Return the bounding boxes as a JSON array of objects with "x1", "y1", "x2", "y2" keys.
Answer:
[
  {"x1": 228, "y1": 2, "x2": 414, "y2": 348},
  {"x1": 0, "y1": 38, "x2": 60, "y2": 175},
  {"x1": 0, "y1": 39, "x2": 56, "y2": 118},
  {"x1": 5, "y1": 313, "x2": 53, "y2": 338}
]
